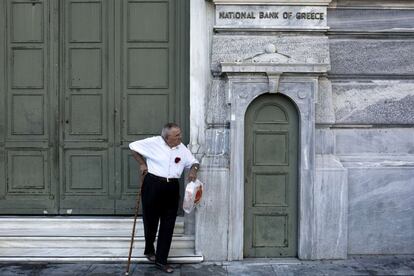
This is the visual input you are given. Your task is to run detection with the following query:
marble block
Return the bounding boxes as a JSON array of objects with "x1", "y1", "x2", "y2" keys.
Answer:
[
  {"x1": 278, "y1": 80, "x2": 315, "y2": 98},
  {"x1": 334, "y1": 128, "x2": 414, "y2": 155},
  {"x1": 328, "y1": 8, "x2": 414, "y2": 33},
  {"x1": 195, "y1": 168, "x2": 230, "y2": 260},
  {"x1": 332, "y1": 80, "x2": 414, "y2": 124},
  {"x1": 329, "y1": 39, "x2": 414, "y2": 75},
  {"x1": 211, "y1": 35, "x2": 330, "y2": 73},
  {"x1": 316, "y1": 77, "x2": 335, "y2": 124},
  {"x1": 315, "y1": 155, "x2": 348, "y2": 259},
  {"x1": 316, "y1": 128, "x2": 335, "y2": 155},
  {"x1": 330, "y1": 1, "x2": 414, "y2": 9},
  {"x1": 202, "y1": 127, "x2": 230, "y2": 168},
  {"x1": 345, "y1": 165, "x2": 414, "y2": 254},
  {"x1": 204, "y1": 128, "x2": 230, "y2": 157},
  {"x1": 206, "y1": 78, "x2": 228, "y2": 125}
]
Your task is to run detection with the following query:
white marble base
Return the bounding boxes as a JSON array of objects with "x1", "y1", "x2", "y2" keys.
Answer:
[
  {"x1": 315, "y1": 155, "x2": 348, "y2": 259},
  {"x1": 195, "y1": 168, "x2": 230, "y2": 260},
  {"x1": 341, "y1": 157, "x2": 414, "y2": 255}
]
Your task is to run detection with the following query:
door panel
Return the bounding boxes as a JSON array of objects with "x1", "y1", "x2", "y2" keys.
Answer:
[
  {"x1": 11, "y1": 1, "x2": 44, "y2": 43},
  {"x1": 59, "y1": 0, "x2": 114, "y2": 214},
  {"x1": 65, "y1": 151, "x2": 108, "y2": 192},
  {"x1": 115, "y1": 0, "x2": 184, "y2": 214},
  {"x1": 254, "y1": 172, "x2": 288, "y2": 207},
  {"x1": 0, "y1": 0, "x2": 58, "y2": 214},
  {"x1": 244, "y1": 94, "x2": 298, "y2": 257},
  {"x1": 253, "y1": 214, "x2": 287, "y2": 247},
  {"x1": 127, "y1": 1, "x2": 169, "y2": 42},
  {"x1": 69, "y1": 1, "x2": 102, "y2": 43}
]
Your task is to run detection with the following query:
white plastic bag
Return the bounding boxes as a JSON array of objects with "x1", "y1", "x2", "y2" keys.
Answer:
[{"x1": 183, "y1": 179, "x2": 204, "y2": 214}]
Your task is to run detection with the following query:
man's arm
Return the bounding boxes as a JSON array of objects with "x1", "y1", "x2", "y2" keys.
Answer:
[
  {"x1": 188, "y1": 163, "x2": 200, "y2": 182},
  {"x1": 131, "y1": 151, "x2": 148, "y2": 176}
]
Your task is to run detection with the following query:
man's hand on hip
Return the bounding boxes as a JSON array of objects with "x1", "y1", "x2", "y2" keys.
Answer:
[{"x1": 131, "y1": 151, "x2": 148, "y2": 176}]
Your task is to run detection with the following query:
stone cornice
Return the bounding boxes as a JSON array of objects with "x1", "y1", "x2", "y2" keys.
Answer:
[
  {"x1": 210, "y1": 0, "x2": 332, "y2": 6},
  {"x1": 219, "y1": 62, "x2": 330, "y2": 74}
]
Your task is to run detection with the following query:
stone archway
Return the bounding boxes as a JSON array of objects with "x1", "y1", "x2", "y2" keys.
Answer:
[{"x1": 225, "y1": 72, "x2": 318, "y2": 260}]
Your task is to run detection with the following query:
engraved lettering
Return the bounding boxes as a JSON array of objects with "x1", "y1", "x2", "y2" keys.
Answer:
[
  {"x1": 295, "y1": 12, "x2": 324, "y2": 20},
  {"x1": 247, "y1": 12, "x2": 255, "y2": 19},
  {"x1": 218, "y1": 9, "x2": 326, "y2": 23},
  {"x1": 259, "y1": 12, "x2": 278, "y2": 19},
  {"x1": 219, "y1": 11, "x2": 256, "y2": 19}
]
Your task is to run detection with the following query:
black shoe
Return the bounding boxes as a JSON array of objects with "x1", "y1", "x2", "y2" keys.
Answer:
[
  {"x1": 155, "y1": 262, "x2": 174, "y2": 273},
  {"x1": 145, "y1": 253, "x2": 156, "y2": 262}
]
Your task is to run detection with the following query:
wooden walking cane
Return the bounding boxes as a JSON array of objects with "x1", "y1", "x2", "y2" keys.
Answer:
[{"x1": 125, "y1": 173, "x2": 145, "y2": 276}]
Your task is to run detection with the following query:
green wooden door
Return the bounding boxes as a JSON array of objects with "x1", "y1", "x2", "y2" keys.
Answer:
[
  {"x1": 244, "y1": 94, "x2": 298, "y2": 257},
  {"x1": 0, "y1": 0, "x2": 58, "y2": 214},
  {"x1": 59, "y1": 0, "x2": 116, "y2": 214},
  {"x1": 114, "y1": 0, "x2": 189, "y2": 214},
  {"x1": 0, "y1": 0, "x2": 188, "y2": 215}
]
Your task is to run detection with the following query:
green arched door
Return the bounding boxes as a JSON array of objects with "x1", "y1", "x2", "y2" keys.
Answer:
[{"x1": 244, "y1": 93, "x2": 298, "y2": 257}]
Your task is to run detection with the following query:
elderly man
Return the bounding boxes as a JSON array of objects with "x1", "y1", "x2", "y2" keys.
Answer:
[{"x1": 129, "y1": 123, "x2": 199, "y2": 273}]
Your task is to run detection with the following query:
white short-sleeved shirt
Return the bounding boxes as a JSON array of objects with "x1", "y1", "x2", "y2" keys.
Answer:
[{"x1": 129, "y1": 136, "x2": 198, "y2": 179}]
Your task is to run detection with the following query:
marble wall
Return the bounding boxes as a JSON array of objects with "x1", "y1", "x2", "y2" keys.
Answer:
[
  {"x1": 333, "y1": 129, "x2": 414, "y2": 254},
  {"x1": 323, "y1": 2, "x2": 414, "y2": 255},
  {"x1": 196, "y1": 0, "x2": 414, "y2": 261}
]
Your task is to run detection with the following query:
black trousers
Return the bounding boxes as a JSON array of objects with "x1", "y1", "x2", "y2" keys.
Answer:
[{"x1": 141, "y1": 173, "x2": 179, "y2": 265}]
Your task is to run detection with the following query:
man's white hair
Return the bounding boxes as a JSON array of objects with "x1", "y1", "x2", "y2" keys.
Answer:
[{"x1": 161, "y1": 123, "x2": 180, "y2": 139}]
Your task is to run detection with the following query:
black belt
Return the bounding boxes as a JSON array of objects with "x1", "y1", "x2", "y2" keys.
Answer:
[{"x1": 147, "y1": 173, "x2": 178, "y2": 183}]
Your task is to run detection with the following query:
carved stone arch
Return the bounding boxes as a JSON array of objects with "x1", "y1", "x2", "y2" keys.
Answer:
[
  {"x1": 226, "y1": 73, "x2": 317, "y2": 260},
  {"x1": 253, "y1": 102, "x2": 289, "y2": 123}
]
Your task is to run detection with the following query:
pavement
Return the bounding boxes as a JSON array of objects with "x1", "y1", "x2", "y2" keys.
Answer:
[{"x1": 0, "y1": 255, "x2": 413, "y2": 275}]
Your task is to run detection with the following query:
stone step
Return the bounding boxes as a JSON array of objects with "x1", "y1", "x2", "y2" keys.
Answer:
[
  {"x1": 0, "y1": 247, "x2": 196, "y2": 257},
  {"x1": 0, "y1": 236, "x2": 196, "y2": 257},
  {"x1": 0, "y1": 217, "x2": 202, "y2": 263},
  {"x1": 0, "y1": 217, "x2": 184, "y2": 237},
  {"x1": 0, "y1": 255, "x2": 204, "y2": 263},
  {"x1": 0, "y1": 236, "x2": 194, "y2": 249}
]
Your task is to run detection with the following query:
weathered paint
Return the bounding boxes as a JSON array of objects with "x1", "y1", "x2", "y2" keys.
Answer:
[
  {"x1": 244, "y1": 93, "x2": 298, "y2": 257},
  {"x1": 0, "y1": 0, "x2": 189, "y2": 215}
]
